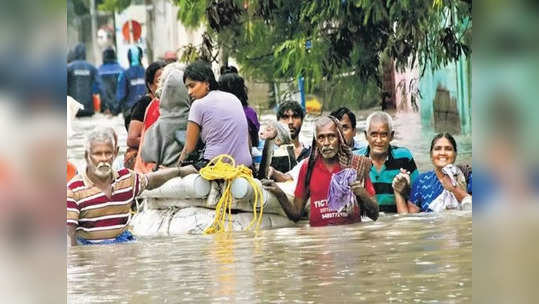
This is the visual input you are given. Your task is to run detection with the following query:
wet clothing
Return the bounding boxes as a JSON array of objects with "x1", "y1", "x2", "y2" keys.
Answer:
[
  {"x1": 123, "y1": 95, "x2": 152, "y2": 169},
  {"x1": 117, "y1": 65, "x2": 146, "y2": 128},
  {"x1": 294, "y1": 157, "x2": 375, "y2": 227},
  {"x1": 188, "y1": 90, "x2": 252, "y2": 167},
  {"x1": 98, "y1": 61, "x2": 124, "y2": 114},
  {"x1": 244, "y1": 106, "x2": 260, "y2": 147},
  {"x1": 133, "y1": 98, "x2": 161, "y2": 174},
  {"x1": 410, "y1": 169, "x2": 470, "y2": 212},
  {"x1": 356, "y1": 145, "x2": 418, "y2": 213},
  {"x1": 66, "y1": 168, "x2": 148, "y2": 244},
  {"x1": 77, "y1": 230, "x2": 135, "y2": 245},
  {"x1": 141, "y1": 69, "x2": 191, "y2": 167},
  {"x1": 409, "y1": 171, "x2": 445, "y2": 212},
  {"x1": 67, "y1": 44, "x2": 101, "y2": 117},
  {"x1": 130, "y1": 95, "x2": 153, "y2": 122},
  {"x1": 143, "y1": 99, "x2": 160, "y2": 129}
]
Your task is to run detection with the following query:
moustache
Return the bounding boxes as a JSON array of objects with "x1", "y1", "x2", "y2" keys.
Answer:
[
  {"x1": 321, "y1": 147, "x2": 335, "y2": 154},
  {"x1": 96, "y1": 162, "x2": 112, "y2": 171}
]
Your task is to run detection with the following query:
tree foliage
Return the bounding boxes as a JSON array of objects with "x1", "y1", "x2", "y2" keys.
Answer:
[
  {"x1": 176, "y1": 0, "x2": 207, "y2": 28},
  {"x1": 97, "y1": 0, "x2": 132, "y2": 13},
  {"x1": 175, "y1": 0, "x2": 471, "y2": 85},
  {"x1": 178, "y1": 32, "x2": 218, "y2": 64}
]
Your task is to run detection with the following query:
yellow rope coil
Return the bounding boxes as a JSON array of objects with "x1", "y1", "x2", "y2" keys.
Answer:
[{"x1": 199, "y1": 154, "x2": 264, "y2": 234}]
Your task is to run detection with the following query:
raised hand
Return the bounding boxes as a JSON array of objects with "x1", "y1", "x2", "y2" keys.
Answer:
[
  {"x1": 392, "y1": 168, "x2": 411, "y2": 194},
  {"x1": 439, "y1": 174, "x2": 456, "y2": 192},
  {"x1": 350, "y1": 180, "x2": 369, "y2": 198}
]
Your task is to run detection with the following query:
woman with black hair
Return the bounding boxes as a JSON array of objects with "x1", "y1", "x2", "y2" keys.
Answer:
[
  {"x1": 178, "y1": 61, "x2": 252, "y2": 168},
  {"x1": 219, "y1": 65, "x2": 238, "y2": 74},
  {"x1": 123, "y1": 61, "x2": 165, "y2": 169},
  {"x1": 140, "y1": 63, "x2": 194, "y2": 170},
  {"x1": 218, "y1": 72, "x2": 261, "y2": 148},
  {"x1": 405, "y1": 133, "x2": 471, "y2": 212}
]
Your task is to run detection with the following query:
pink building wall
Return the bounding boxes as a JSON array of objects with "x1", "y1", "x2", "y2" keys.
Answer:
[{"x1": 393, "y1": 64, "x2": 420, "y2": 113}]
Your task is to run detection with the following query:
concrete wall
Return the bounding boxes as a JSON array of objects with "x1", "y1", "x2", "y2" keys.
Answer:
[
  {"x1": 112, "y1": 1, "x2": 205, "y2": 68},
  {"x1": 394, "y1": 64, "x2": 420, "y2": 113},
  {"x1": 419, "y1": 56, "x2": 471, "y2": 135},
  {"x1": 149, "y1": 0, "x2": 204, "y2": 61}
]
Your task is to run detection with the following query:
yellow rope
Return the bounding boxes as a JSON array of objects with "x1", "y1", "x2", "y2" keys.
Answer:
[{"x1": 199, "y1": 154, "x2": 264, "y2": 234}]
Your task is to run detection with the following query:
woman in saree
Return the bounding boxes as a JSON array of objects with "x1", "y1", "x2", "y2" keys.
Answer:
[{"x1": 395, "y1": 133, "x2": 471, "y2": 213}]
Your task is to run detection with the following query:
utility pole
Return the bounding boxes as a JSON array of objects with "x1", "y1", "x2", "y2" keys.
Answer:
[
  {"x1": 220, "y1": 44, "x2": 229, "y2": 68},
  {"x1": 89, "y1": 0, "x2": 100, "y2": 65},
  {"x1": 145, "y1": 0, "x2": 155, "y2": 63}
]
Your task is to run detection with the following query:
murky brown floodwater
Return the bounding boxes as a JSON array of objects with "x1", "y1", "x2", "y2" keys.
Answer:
[{"x1": 67, "y1": 110, "x2": 471, "y2": 303}]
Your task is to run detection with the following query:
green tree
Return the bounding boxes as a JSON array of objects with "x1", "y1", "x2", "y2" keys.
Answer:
[
  {"x1": 97, "y1": 0, "x2": 132, "y2": 13},
  {"x1": 175, "y1": 0, "x2": 471, "y2": 108}
]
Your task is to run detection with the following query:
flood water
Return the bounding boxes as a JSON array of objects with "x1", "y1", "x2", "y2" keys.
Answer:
[{"x1": 67, "y1": 110, "x2": 472, "y2": 303}]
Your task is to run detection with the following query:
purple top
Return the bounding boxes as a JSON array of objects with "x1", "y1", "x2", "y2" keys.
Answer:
[
  {"x1": 188, "y1": 90, "x2": 253, "y2": 166},
  {"x1": 243, "y1": 106, "x2": 260, "y2": 131},
  {"x1": 243, "y1": 106, "x2": 260, "y2": 147}
]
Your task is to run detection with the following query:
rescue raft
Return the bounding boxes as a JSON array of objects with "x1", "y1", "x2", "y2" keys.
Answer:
[{"x1": 130, "y1": 174, "x2": 298, "y2": 235}]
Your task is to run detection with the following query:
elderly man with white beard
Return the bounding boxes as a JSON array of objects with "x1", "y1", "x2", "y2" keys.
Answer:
[{"x1": 66, "y1": 127, "x2": 196, "y2": 246}]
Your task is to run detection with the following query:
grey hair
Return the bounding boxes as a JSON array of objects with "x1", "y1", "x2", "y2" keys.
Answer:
[
  {"x1": 313, "y1": 115, "x2": 353, "y2": 168},
  {"x1": 85, "y1": 127, "x2": 117, "y2": 153},
  {"x1": 271, "y1": 120, "x2": 292, "y2": 145},
  {"x1": 365, "y1": 111, "x2": 393, "y2": 133},
  {"x1": 155, "y1": 62, "x2": 187, "y2": 98},
  {"x1": 314, "y1": 115, "x2": 334, "y2": 131}
]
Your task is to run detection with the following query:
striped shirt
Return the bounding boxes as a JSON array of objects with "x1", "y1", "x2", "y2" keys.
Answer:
[
  {"x1": 67, "y1": 168, "x2": 148, "y2": 243},
  {"x1": 355, "y1": 145, "x2": 418, "y2": 212}
]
